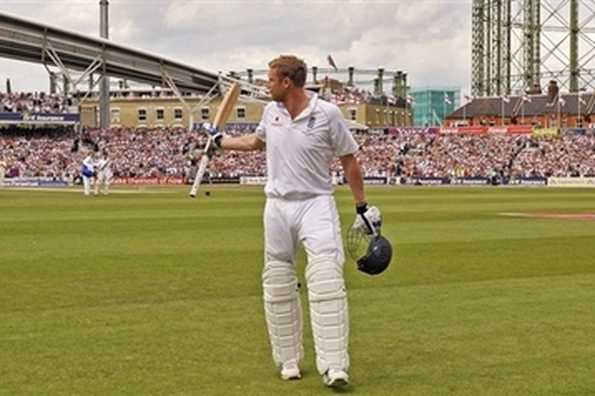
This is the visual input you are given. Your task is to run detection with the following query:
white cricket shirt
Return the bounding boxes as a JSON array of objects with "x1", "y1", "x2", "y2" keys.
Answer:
[
  {"x1": 255, "y1": 92, "x2": 358, "y2": 199},
  {"x1": 82, "y1": 156, "x2": 95, "y2": 173},
  {"x1": 96, "y1": 158, "x2": 110, "y2": 171}
]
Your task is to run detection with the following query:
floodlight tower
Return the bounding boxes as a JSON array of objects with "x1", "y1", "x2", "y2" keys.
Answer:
[
  {"x1": 99, "y1": 0, "x2": 110, "y2": 129},
  {"x1": 472, "y1": 0, "x2": 595, "y2": 96},
  {"x1": 472, "y1": 0, "x2": 512, "y2": 96}
]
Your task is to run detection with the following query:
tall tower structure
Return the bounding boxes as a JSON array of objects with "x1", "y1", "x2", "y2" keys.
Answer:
[
  {"x1": 472, "y1": 0, "x2": 595, "y2": 96},
  {"x1": 99, "y1": 0, "x2": 110, "y2": 129}
]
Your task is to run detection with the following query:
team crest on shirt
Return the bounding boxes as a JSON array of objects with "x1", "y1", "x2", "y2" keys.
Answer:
[
  {"x1": 301, "y1": 115, "x2": 319, "y2": 137},
  {"x1": 272, "y1": 116, "x2": 282, "y2": 127}
]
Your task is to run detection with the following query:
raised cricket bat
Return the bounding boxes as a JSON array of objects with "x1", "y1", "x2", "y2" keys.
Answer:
[{"x1": 189, "y1": 82, "x2": 241, "y2": 197}]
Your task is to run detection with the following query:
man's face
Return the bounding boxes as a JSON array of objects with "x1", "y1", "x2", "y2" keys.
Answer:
[{"x1": 267, "y1": 68, "x2": 290, "y2": 102}]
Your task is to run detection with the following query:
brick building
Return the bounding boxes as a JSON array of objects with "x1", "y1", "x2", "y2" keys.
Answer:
[{"x1": 446, "y1": 81, "x2": 595, "y2": 129}]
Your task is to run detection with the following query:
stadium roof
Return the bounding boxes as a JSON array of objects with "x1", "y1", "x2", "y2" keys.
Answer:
[{"x1": 0, "y1": 12, "x2": 220, "y2": 94}]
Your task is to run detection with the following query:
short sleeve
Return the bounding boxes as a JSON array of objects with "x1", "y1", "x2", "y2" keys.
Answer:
[
  {"x1": 255, "y1": 104, "x2": 271, "y2": 142},
  {"x1": 328, "y1": 105, "x2": 358, "y2": 157}
]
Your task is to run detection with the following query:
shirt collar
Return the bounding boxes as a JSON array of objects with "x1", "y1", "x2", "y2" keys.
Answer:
[{"x1": 275, "y1": 91, "x2": 318, "y2": 121}]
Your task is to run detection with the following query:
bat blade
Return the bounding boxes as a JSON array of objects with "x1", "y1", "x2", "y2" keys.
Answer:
[
  {"x1": 189, "y1": 82, "x2": 241, "y2": 197},
  {"x1": 213, "y1": 82, "x2": 241, "y2": 129}
]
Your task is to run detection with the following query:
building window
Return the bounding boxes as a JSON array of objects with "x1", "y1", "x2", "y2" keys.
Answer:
[
  {"x1": 110, "y1": 108, "x2": 120, "y2": 123},
  {"x1": 201, "y1": 107, "x2": 210, "y2": 120},
  {"x1": 174, "y1": 108, "x2": 183, "y2": 120},
  {"x1": 348, "y1": 108, "x2": 357, "y2": 120},
  {"x1": 138, "y1": 108, "x2": 147, "y2": 122},
  {"x1": 236, "y1": 106, "x2": 246, "y2": 119},
  {"x1": 156, "y1": 108, "x2": 164, "y2": 120}
]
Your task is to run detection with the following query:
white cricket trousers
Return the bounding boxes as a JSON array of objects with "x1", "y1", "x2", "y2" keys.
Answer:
[
  {"x1": 82, "y1": 175, "x2": 93, "y2": 195},
  {"x1": 262, "y1": 194, "x2": 350, "y2": 375},
  {"x1": 95, "y1": 171, "x2": 112, "y2": 195}
]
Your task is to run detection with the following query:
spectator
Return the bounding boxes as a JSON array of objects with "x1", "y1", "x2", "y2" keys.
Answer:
[{"x1": 1, "y1": 126, "x2": 594, "y2": 180}]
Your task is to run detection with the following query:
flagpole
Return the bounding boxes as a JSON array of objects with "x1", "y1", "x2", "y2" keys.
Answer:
[
  {"x1": 578, "y1": 94, "x2": 581, "y2": 128},
  {"x1": 522, "y1": 101, "x2": 525, "y2": 125},
  {"x1": 501, "y1": 97, "x2": 504, "y2": 126},
  {"x1": 558, "y1": 96, "x2": 562, "y2": 130},
  {"x1": 443, "y1": 92, "x2": 446, "y2": 127}
]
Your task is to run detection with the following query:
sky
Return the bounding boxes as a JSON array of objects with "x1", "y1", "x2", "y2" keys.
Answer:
[{"x1": 0, "y1": 0, "x2": 472, "y2": 94}]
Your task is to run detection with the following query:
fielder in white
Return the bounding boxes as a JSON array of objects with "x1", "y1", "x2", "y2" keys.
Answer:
[
  {"x1": 80, "y1": 152, "x2": 96, "y2": 196},
  {"x1": 0, "y1": 157, "x2": 6, "y2": 187},
  {"x1": 94, "y1": 150, "x2": 113, "y2": 195},
  {"x1": 208, "y1": 55, "x2": 379, "y2": 388}
]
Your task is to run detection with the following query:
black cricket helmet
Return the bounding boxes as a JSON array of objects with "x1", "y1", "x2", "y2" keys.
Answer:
[
  {"x1": 357, "y1": 235, "x2": 393, "y2": 275},
  {"x1": 346, "y1": 226, "x2": 393, "y2": 276}
]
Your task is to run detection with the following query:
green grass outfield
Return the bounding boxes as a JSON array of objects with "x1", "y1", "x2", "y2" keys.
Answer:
[{"x1": 1, "y1": 186, "x2": 595, "y2": 395}]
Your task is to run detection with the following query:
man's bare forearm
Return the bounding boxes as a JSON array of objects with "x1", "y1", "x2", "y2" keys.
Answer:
[
  {"x1": 220, "y1": 133, "x2": 265, "y2": 151},
  {"x1": 340, "y1": 154, "x2": 366, "y2": 205}
]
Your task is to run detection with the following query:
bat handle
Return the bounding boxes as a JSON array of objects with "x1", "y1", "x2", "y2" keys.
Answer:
[
  {"x1": 358, "y1": 213, "x2": 378, "y2": 237},
  {"x1": 189, "y1": 138, "x2": 213, "y2": 197}
]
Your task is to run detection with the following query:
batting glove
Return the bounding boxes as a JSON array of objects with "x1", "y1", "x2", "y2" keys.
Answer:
[
  {"x1": 203, "y1": 122, "x2": 223, "y2": 149},
  {"x1": 354, "y1": 202, "x2": 382, "y2": 235}
]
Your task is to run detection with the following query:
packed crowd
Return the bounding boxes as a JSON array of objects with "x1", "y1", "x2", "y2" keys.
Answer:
[
  {"x1": 0, "y1": 92, "x2": 76, "y2": 114},
  {"x1": 510, "y1": 133, "x2": 595, "y2": 178},
  {"x1": 396, "y1": 134, "x2": 527, "y2": 179},
  {"x1": 0, "y1": 126, "x2": 265, "y2": 180},
  {"x1": 323, "y1": 86, "x2": 372, "y2": 106},
  {"x1": 1, "y1": 126, "x2": 594, "y2": 181},
  {"x1": 386, "y1": 132, "x2": 595, "y2": 179}
]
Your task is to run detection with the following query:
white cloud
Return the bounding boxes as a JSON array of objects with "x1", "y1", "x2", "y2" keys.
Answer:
[{"x1": 0, "y1": 0, "x2": 472, "y2": 93}]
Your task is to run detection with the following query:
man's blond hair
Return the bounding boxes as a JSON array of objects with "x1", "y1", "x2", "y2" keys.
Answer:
[{"x1": 268, "y1": 55, "x2": 307, "y2": 87}]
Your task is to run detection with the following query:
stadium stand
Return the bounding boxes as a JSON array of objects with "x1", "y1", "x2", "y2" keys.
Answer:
[
  {"x1": 1, "y1": 92, "x2": 75, "y2": 113},
  {"x1": 2, "y1": 125, "x2": 594, "y2": 183}
]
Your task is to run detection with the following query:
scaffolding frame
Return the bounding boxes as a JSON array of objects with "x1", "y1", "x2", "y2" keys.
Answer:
[{"x1": 472, "y1": 0, "x2": 595, "y2": 96}]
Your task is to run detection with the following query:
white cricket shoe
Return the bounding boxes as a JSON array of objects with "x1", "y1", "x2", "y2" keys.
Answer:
[
  {"x1": 280, "y1": 362, "x2": 301, "y2": 380},
  {"x1": 323, "y1": 369, "x2": 349, "y2": 388}
]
